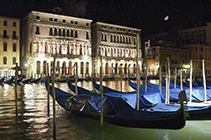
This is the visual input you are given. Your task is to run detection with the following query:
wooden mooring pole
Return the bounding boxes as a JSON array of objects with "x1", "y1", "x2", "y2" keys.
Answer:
[
  {"x1": 15, "y1": 63, "x2": 18, "y2": 121},
  {"x1": 174, "y1": 68, "x2": 177, "y2": 89},
  {"x1": 202, "y1": 59, "x2": 207, "y2": 102},
  {"x1": 47, "y1": 63, "x2": 50, "y2": 117},
  {"x1": 100, "y1": 56, "x2": 104, "y2": 129},
  {"x1": 159, "y1": 67, "x2": 162, "y2": 94},
  {"x1": 121, "y1": 67, "x2": 123, "y2": 92},
  {"x1": 52, "y1": 57, "x2": 56, "y2": 139},
  {"x1": 180, "y1": 69, "x2": 183, "y2": 91},
  {"x1": 136, "y1": 33, "x2": 140, "y2": 110},
  {"x1": 145, "y1": 66, "x2": 148, "y2": 92},
  {"x1": 189, "y1": 60, "x2": 192, "y2": 102},
  {"x1": 75, "y1": 63, "x2": 78, "y2": 95}
]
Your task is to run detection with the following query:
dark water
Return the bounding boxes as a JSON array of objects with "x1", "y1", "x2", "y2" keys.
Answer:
[{"x1": 0, "y1": 80, "x2": 211, "y2": 140}]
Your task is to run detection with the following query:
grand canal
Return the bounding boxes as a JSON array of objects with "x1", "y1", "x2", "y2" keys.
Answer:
[{"x1": 0, "y1": 80, "x2": 211, "y2": 140}]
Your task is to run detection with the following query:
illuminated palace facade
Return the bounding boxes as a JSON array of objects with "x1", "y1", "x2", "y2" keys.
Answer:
[
  {"x1": 20, "y1": 10, "x2": 142, "y2": 78},
  {"x1": 91, "y1": 22, "x2": 142, "y2": 78},
  {"x1": 20, "y1": 10, "x2": 92, "y2": 78}
]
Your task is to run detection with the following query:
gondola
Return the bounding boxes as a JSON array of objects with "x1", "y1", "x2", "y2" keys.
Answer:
[
  {"x1": 129, "y1": 80, "x2": 210, "y2": 102},
  {"x1": 21, "y1": 78, "x2": 32, "y2": 84},
  {"x1": 46, "y1": 83, "x2": 187, "y2": 129},
  {"x1": 126, "y1": 81, "x2": 211, "y2": 120},
  {"x1": 0, "y1": 77, "x2": 5, "y2": 85},
  {"x1": 30, "y1": 77, "x2": 42, "y2": 83},
  {"x1": 3, "y1": 77, "x2": 14, "y2": 85}
]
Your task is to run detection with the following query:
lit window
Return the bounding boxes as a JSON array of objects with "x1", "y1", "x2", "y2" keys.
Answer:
[
  {"x1": 13, "y1": 22, "x2": 16, "y2": 27},
  {"x1": 3, "y1": 57, "x2": 7, "y2": 65},
  {"x1": 3, "y1": 30, "x2": 7, "y2": 37},
  {"x1": 12, "y1": 31, "x2": 17, "y2": 39},
  {"x1": 54, "y1": 28, "x2": 57, "y2": 35},
  {"x1": 13, "y1": 43, "x2": 16, "y2": 52},
  {"x1": 13, "y1": 57, "x2": 16, "y2": 64},
  {"x1": 35, "y1": 26, "x2": 40, "y2": 34},
  {"x1": 49, "y1": 27, "x2": 53, "y2": 35},
  {"x1": 75, "y1": 30, "x2": 78, "y2": 38},
  {"x1": 3, "y1": 42, "x2": 7, "y2": 51},
  {"x1": 86, "y1": 32, "x2": 89, "y2": 39},
  {"x1": 3, "y1": 21, "x2": 7, "y2": 26}
]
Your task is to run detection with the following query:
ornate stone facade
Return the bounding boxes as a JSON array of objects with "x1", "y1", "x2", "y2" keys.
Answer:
[{"x1": 20, "y1": 11, "x2": 92, "y2": 78}]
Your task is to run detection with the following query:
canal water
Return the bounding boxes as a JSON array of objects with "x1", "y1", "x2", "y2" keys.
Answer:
[{"x1": 0, "y1": 80, "x2": 211, "y2": 140}]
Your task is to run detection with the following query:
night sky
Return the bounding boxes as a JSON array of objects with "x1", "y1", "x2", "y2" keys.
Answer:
[{"x1": 1, "y1": 0, "x2": 211, "y2": 36}]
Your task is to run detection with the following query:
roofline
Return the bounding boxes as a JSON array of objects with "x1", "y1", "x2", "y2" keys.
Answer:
[
  {"x1": 93, "y1": 21, "x2": 141, "y2": 31},
  {"x1": 29, "y1": 11, "x2": 93, "y2": 22},
  {"x1": 0, "y1": 16, "x2": 21, "y2": 21}
]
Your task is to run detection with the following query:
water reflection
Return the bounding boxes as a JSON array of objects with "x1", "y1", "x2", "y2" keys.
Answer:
[{"x1": 0, "y1": 81, "x2": 211, "y2": 140}]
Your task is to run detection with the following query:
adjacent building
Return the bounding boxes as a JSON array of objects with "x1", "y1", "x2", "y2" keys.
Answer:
[
  {"x1": 144, "y1": 39, "x2": 190, "y2": 76},
  {"x1": 91, "y1": 22, "x2": 142, "y2": 78},
  {"x1": 0, "y1": 16, "x2": 20, "y2": 78}
]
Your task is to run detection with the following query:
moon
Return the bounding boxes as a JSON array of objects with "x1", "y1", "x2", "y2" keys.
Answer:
[{"x1": 164, "y1": 16, "x2": 169, "y2": 21}]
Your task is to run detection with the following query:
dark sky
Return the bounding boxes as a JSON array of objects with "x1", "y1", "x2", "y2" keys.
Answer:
[{"x1": 1, "y1": 0, "x2": 211, "y2": 36}]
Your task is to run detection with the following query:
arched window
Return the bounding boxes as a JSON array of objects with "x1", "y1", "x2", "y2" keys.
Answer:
[
  {"x1": 13, "y1": 43, "x2": 16, "y2": 52},
  {"x1": 75, "y1": 30, "x2": 78, "y2": 38},
  {"x1": 71, "y1": 30, "x2": 73, "y2": 37},
  {"x1": 58, "y1": 29, "x2": 61, "y2": 36},
  {"x1": 114, "y1": 35, "x2": 116, "y2": 42},
  {"x1": 13, "y1": 57, "x2": 16, "y2": 64},
  {"x1": 3, "y1": 30, "x2": 7, "y2": 37},
  {"x1": 67, "y1": 29, "x2": 70, "y2": 36},
  {"x1": 86, "y1": 62, "x2": 89, "y2": 74},
  {"x1": 54, "y1": 28, "x2": 57, "y2": 35},
  {"x1": 120, "y1": 36, "x2": 122, "y2": 43},
  {"x1": 105, "y1": 34, "x2": 107, "y2": 41},
  {"x1": 117, "y1": 35, "x2": 119, "y2": 43},
  {"x1": 3, "y1": 42, "x2": 7, "y2": 51},
  {"x1": 35, "y1": 26, "x2": 40, "y2": 34},
  {"x1": 49, "y1": 27, "x2": 53, "y2": 35},
  {"x1": 12, "y1": 31, "x2": 16, "y2": 39},
  {"x1": 62, "y1": 29, "x2": 65, "y2": 36},
  {"x1": 30, "y1": 42, "x2": 32, "y2": 54},
  {"x1": 3, "y1": 57, "x2": 7, "y2": 65},
  {"x1": 129, "y1": 37, "x2": 131, "y2": 44},
  {"x1": 101, "y1": 33, "x2": 104, "y2": 41},
  {"x1": 86, "y1": 31, "x2": 89, "y2": 39},
  {"x1": 110, "y1": 35, "x2": 113, "y2": 42},
  {"x1": 126, "y1": 37, "x2": 128, "y2": 44}
]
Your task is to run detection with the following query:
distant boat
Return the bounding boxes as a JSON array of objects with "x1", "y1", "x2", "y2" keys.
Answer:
[
  {"x1": 3, "y1": 77, "x2": 14, "y2": 85},
  {"x1": 21, "y1": 78, "x2": 32, "y2": 84},
  {"x1": 30, "y1": 77, "x2": 41, "y2": 83},
  {"x1": 128, "y1": 81, "x2": 211, "y2": 120},
  {"x1": 0, "y1": 77, "x2": 5, "y2": 85},
  {"x1": 46, "y1": 83, "x2": 187, "y2": 129}
]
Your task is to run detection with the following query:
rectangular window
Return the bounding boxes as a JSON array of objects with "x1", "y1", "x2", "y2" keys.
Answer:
[
  {"x1": 4, "y1": 21, "x2": 7, "y2": 26},
  {"x1": 13, "y1": 22, "x2": 16, "y2": 27},
  {"x1": 200, "y1": 47, "x2": 203, "y2": 51}
]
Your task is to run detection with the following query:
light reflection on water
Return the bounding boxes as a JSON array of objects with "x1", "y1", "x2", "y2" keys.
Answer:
[{"x1": 0, "y1": 80, "x2": 211, "y2": 140}]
